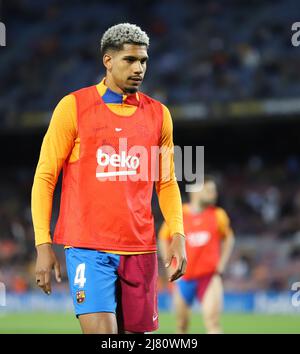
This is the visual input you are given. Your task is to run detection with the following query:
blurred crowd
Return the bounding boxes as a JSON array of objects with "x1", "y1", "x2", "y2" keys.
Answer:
[
  {"x1": 1, "y1": 0, "x2": 300, "y2": 124},
  {"x1": 1, "y1": 155, "x2": 300, "y2": 293}
]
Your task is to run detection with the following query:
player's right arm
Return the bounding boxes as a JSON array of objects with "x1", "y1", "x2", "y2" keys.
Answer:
[{"x1": 32, "y1": 94, "x2": 77, "y2": 294}]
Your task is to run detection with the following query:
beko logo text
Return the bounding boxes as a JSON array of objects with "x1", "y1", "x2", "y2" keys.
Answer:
[{"x1": 96, "y1": 149, "x2": 140, "y2": 177}]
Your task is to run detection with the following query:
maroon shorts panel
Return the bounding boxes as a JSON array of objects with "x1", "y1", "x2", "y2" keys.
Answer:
[
  {"x1": 117, "y1": 252, "x2": 158, "y2": 333},
  {"x1": 196, "y1": 273, "x2": 215, "y2": 301}
]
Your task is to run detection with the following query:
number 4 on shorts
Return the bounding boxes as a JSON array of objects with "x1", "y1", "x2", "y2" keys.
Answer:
[{"x1": 74, "y1": 263, "x2": 87, "y2": 288}]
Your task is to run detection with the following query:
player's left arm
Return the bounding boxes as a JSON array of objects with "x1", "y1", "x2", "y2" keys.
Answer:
[
  {"x1": 157, "y1": 222, "x2": 173, "y2": 286},
  {"x1": 155, "y1": 104, "x2": 187, "y2": 282},
  {"x1": 216, "y1": 208, "x2": 235, "y2": 275}
]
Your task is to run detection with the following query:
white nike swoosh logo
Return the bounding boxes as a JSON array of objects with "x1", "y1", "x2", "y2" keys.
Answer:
[
  {"x1": 153, "y1": 314, "x2": 158, "y2": 322},
  {"x1": 115, "y1": 128, "x2": 122, "y2": 132}
]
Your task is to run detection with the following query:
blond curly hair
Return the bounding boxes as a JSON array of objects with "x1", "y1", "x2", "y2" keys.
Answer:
[{"x1": 101, "y1": 23, "x2": 149, "y2": 54}]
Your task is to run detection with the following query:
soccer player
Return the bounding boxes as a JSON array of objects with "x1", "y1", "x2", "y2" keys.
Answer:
[
  {"x1": 31, "y1": 23, "x2": 187, "y2": 334},
  {"x1": 159, "y1": 176, "x2": 235, "y2": 334}
]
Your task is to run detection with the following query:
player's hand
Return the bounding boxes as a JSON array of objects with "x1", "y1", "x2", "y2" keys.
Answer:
[
  {"x1": 35, "y1": 243, "x2": 62, "y2": 295},
  {"x1": 165, "y1": 233, "x2": 187, "y2": 282},
  {"x1": 216, "y1": 264, "x2": 225, "y2": 275}
]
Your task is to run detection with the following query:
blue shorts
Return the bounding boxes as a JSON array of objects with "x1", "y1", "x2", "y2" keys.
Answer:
[
  {"x1": 65, "y1": 247, "x2": 159, "y2": 332},
  {"x1": 177, "y1": 274, "x2": 214, "y2": 306},
  {"x1": 65, "y1": 248, "x2": 120, "y2": 316}
]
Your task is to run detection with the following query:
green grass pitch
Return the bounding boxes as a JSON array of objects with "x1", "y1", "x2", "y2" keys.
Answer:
[{"x1": 0, "y1": 312, "x2": 300, "y2": 334}]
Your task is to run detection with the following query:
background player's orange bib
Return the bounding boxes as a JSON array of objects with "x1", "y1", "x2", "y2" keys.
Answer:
[
  {"x1": 183, "y1": 206, "x2": 221, "y2": 280},
  {"x1": 54, "y1": 86, "x2": 163, "y2": 251}
]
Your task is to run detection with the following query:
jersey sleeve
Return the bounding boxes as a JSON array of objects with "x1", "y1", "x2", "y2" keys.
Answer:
[
  {"x1": 216, "y1": 207, "x2": 233, "y2": 239},
  {"x1": 31, "y1": 94, "x2": 77, "y2": 246},
  {"x1": 155, "y1": 104, "x2": 184, "y2": 237}
]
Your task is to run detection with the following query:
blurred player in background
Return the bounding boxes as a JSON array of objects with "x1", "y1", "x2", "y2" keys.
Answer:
[
  {"x1": 159, "y1": 176, "x2": 235, "y2": 334},
  {"x1": 31, "y1": 23, "x2": 186, "y2": 334}
]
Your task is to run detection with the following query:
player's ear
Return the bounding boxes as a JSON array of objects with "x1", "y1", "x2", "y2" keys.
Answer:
[{"x1": 103, "y1": 53, "x2": 113, "y2": 71}]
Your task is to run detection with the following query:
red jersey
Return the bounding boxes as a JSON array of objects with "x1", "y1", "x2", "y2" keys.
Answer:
[
  {"x1": 54, "y1": 85, "x2": 163, "y2": 251},
  {"x1": 159, "y1": 204, "x2": 233, "y2": 279}
]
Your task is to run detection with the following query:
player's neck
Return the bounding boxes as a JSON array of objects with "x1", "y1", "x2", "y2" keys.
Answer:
[
  {"x1": 190, "y1": 203, "x2": 203, "y2": 213},
  {"x1": 104, "y1": 76, "x2": 125, "y2": 95}
]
